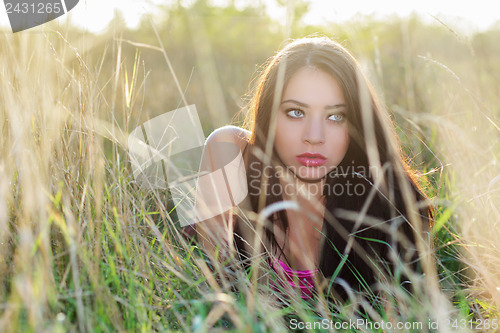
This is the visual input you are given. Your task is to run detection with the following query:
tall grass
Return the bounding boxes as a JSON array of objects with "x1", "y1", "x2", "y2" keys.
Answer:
[{"x1": 0, "y1": 15, "x2": 499, "y2": 333}]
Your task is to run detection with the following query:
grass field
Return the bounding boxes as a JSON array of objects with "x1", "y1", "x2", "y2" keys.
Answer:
[{"x1": 0, "y1": 7, "x2": 499, "y2": 332}]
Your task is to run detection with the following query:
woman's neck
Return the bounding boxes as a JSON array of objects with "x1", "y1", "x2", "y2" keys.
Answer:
[{"x1": 274, "y1": 175, "x2": 326, "y2": 271}]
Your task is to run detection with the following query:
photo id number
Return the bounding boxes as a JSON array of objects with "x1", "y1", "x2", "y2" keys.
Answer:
[{"x1": 5, "y1": 2, "x2": 63, "y2": 15}]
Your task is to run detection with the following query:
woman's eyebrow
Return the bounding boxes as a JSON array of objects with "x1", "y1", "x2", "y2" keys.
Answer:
[
  {"x1": 281, "y1": 99, "x2": 346, "y2": 110},
  {"x1": 281, "y1": 99, "x2": 308, "y2": 107},
  {"x1": 325, "y1": 103, "x2": 346, "y2": 110}
]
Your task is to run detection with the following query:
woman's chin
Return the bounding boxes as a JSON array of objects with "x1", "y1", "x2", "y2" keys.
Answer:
[{"x1": 296, "y1": 168, "x2": 327, "y2": 183}]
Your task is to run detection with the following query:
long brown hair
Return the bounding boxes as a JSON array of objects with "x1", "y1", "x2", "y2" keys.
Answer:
[{"x1": 238, "y1": 36, "x2": 433, "y2": 295}]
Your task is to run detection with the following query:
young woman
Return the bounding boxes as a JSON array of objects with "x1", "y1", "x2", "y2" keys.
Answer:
[{"x1": 193, "y1": 36, "x2": 434, "y2": 302}]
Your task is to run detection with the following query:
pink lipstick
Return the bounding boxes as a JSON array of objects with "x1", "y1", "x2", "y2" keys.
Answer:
[{"x1": 296, "y1": 152, "x2": 327, "y2": 167}]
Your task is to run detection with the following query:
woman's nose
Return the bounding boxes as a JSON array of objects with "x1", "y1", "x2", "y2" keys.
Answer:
[{"x1": 302, "y1": 118, "x2": 325, "y2": 145}]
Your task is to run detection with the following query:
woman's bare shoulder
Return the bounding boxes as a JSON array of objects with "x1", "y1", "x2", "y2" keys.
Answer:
[{"x1": 205, "y1": 125, "x2": 251, "y2": 151}]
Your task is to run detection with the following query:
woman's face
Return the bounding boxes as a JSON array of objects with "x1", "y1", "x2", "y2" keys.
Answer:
[{"x1": 274, "y1": 66, "x2": 350, "y2": 181}]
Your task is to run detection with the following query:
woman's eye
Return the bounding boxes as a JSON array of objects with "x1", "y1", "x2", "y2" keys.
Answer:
[
  {"x1": 287, "y1": 109, "x2": 304, "y2": 118},
  {"x1": 328, "y1": 113, "x2": 344, "y2": 122}
]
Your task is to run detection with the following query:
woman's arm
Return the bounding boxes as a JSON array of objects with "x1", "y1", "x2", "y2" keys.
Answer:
[{"x1": 194, "y1": 125, "x2": 251, "y2": 262}]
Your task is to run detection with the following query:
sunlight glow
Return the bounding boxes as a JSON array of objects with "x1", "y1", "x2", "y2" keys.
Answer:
[{"x1": 0, "y1": 0, "x2": 498, "y2": 33}]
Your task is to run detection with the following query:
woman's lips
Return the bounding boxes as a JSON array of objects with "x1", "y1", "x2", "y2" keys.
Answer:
[{"x1": 296, "y1": 153, "x2": 327, "y2": 167}]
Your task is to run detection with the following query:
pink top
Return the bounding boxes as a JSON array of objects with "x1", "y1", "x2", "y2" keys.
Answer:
[{"x1": 269, "y1": 257, "x2": 318, "y2": 300}]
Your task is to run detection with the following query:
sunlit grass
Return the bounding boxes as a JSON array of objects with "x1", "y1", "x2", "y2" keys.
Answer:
[{"x1": 0, "y1": 10, "x2": 499, "y2": 332}]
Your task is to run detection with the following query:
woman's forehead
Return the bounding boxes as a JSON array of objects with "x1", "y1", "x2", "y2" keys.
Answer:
[{"x1": 281, "y1": 67, "x2": 345, "y2": 106}]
